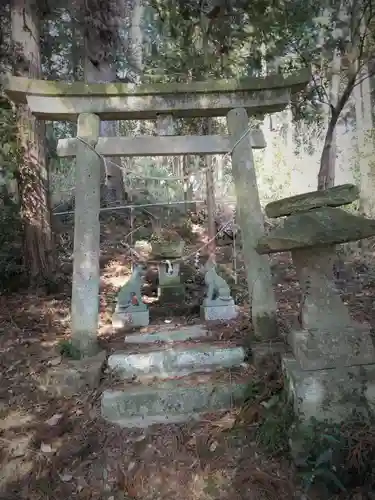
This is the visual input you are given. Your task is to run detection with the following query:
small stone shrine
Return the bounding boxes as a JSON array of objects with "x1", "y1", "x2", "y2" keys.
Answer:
[
  {"x1": 112, "y1": 263, "x2": 150, "y2": 330},
  {"x1": 150, "y1": 229, "x2": 186, "y2": 305},
  {"x1": 201, "y1": 257, "x2": 238, "y2": 321},
  {"x1": 256, "y1": 184, "x2": 375, "y2": 423}
]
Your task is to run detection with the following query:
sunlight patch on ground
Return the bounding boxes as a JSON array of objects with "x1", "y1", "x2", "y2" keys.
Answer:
[{"x1": 0, "y1": 411, "x2": 35, "y2": 431}]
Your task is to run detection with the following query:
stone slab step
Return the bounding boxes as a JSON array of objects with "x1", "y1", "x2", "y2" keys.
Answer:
[
  {"x1": 101, "y1": 375, "x2": 247, "y2": 428},
  {"x1": 124, "y1": 324, "x2": 210, "y2": 345},
  {"x1": 107, "y1": 344, "x2": 246, "y2": 380}
]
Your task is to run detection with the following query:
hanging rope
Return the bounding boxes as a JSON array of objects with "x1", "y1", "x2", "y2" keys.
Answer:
[{"x1": 69, "y1": 131, "x2": 253, "y2": 281}]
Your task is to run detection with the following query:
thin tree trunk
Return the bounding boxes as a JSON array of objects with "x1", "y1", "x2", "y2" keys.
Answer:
[
  {"x1": 353, "y1": 14, "x2": 375, "y2": 217},
  {"x1": 204, "y1": 119, "x2": 216, "y2": 254},
  {"x1": 317, "y1": 48, "x2": 341, "y2": 190},
  {"x1": 11, "y1": 0, "x2": 55, "y2": 283}
]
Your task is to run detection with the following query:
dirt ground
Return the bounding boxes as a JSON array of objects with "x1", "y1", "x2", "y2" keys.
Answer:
[{"x1": 1, "y1": 217, "x2": 375, "y2": 500}]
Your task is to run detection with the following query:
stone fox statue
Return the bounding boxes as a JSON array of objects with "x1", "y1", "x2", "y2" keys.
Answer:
[
  {"x1": 204, "y1": 263, "x2": 232, "y2": 301},
  {"x1": 117, "y1": 263, "x2": 147, "y2": 309}
]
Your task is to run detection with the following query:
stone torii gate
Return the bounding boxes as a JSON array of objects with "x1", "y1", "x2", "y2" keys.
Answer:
[{"x1": 3, "y1": 72, "x2": 309, "y2": 356}]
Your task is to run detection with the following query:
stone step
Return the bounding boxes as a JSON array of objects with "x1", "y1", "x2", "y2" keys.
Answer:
[
  {"x1": 124, "y1": 324, "x2": 210, "y2": 345},
  {"x1": 101, "y1": 372, "x2": 248, "y2": 428},
  {"x1": 107, "y1": 344, "x2": 246, "y2": 380}
]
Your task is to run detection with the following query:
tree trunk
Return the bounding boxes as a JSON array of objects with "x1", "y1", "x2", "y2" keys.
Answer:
[
  {"x1": 354, "y1": 41, "x2": 375, "y2": 216},
  {"x1": 203, "y1": 118, "x2": 216, "y2": 254},
  {"x1": 317, "y1": 48, "x2": 341, "y2": 191},
  {"x1": 83, "y1": 0, "x2": 126, "y2": 205},
  {"x1": 11, "y1": 0, "x2": 55, "y2": 283}
]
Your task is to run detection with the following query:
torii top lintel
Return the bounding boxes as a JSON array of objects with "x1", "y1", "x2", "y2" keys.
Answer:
[{"x1": 2, "y1": 70, "x2": 309, "y2": 121}]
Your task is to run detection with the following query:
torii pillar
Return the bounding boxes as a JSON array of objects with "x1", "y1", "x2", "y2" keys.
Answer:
[{"x1": 2, "y1": 70, "x2": 309, "y2": 354}]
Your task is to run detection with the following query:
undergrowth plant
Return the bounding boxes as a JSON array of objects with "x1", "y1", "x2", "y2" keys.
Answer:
[
  {"x1": 240, "y1": 361, "x2": 375, "y2": 496},
  {"x1": 58, "y1": 339, "x2": 81, "y2": 360},
  {"x1": 295, "y1": 413, "x2": 375, "y2": 495}
]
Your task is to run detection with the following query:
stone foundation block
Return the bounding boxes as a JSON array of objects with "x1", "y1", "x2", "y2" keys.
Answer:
[
  {"x1": 112, "y1": 310, "x2": 149, "y2": 330},
  {"x1": 201, "y1": 299, "x2": 238, "y2": 321},
  {"x1": 289, "y1": 326, "x2": 375, "y2": 371},
  {"x1": 158, "y1": 284, "x2": 185, "y2": 304},
  {"x1": 41, "y1": 351, "x2": 106, "y2": 397},
  {"x1": 250, "y1": 341, "x2": 289, "y2": 368},
  {"x1": 107, "y1": 345, "x2": 246, "y2": 379},
  {"x1": 283, "y1": 355, "x2": 375, "y2": 423},
  {"x1": 101, "y1": 380, "x2": 247, "y2": 428},
  {"x1": 125, "y1": 324, "x2": 210, "y2": 344}
]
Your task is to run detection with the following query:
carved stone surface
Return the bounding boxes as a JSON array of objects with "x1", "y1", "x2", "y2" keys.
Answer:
[
  {"x1": 204, "y1": 264, "x2": 232, "y2": 302},
  {"x1": 289, "y1": 246, "x2": 375, "y2": 370},
  {"x1": 201, "y1": 262, "x2": 237, "y2": 320},
  {"x1": 158, "y1": 261, "x2": 181, "y2": 287},
  {"x1": 112, "y1": 310, "x2": 150, "y2": 330},
  {"x1": 265, "y1": 184, "x2": 359, "y2": 218},
  {"x1": 116, "y1": 264, "x2": 147, "y2": 312},
  {"x1": 257, "y1": 186, "x2": 375, "y2": 434},
  {"x1": 158, "y1": 284, "x2": 185, "y2": 305},
  {"x1": 283, "y1": 356, "x2": 375, "y2": 422},
  {"x1": 256, "y1": 207, "x2": 375, "y2": 254},
  {"x1": 201, "y1": 299, "x2": 238, "y2": 321},
  {"x1": 113, "y1": 264, "x2": 149, "y2": 329}
]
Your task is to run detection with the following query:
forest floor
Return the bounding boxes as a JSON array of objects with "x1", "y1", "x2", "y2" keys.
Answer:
[{"x1": 1, "y1": 215, "x2": 375, "y2": 500}]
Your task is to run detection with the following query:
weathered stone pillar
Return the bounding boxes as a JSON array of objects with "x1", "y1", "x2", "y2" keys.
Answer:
[
  {"x1": 227, "y1": 108, "x2": 278, "y2": 339},
  {"x1": 71, "y1": 113, "x2": 102, "y2": 356}
]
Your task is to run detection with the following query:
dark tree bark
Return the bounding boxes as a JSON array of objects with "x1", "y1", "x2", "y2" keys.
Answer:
[{"x1": 11, "y1": 0, "x2": 55, "y2": 283}]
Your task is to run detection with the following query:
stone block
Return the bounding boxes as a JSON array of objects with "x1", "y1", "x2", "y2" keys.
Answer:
[
  {"x1": 265, "y1": 184, "x2": 359, "y2": 218},
  {"x1": 158, "y1": 284, "x2": 185, "y2": 304},
  {"x1": 112, "y1": 309, "x2": 149, "y2": 330},
  {"x1": 107, "y1": 345, "x2": 246, "y2": 379},
  {"x1": 150, "y1": 238, "x2": 185, "y2": 259},
  {"x1": 289, "y1": 326, "x2": 375, "y2": 371},
  {"x1": 101, "y1": 380, "x2": 247, "y2": 428},
  {"x1": 41, "y1": 350, "x2": 106, "y2": 397},
  {"x1": 201, "y1": 299, "x2": 238, "y2": 321},
  {"x1": 124, "y1": 324, "x2": 210, "y2": 344},
  {"x1": 158, "y1": 262, "x2": 181, "y2": 287},
  {"x1": 283, "y1": 355, "x2": 375, "y2": 423},
  {"x1": 256, "y1": 207, "x2": 375, "y2": 254}
]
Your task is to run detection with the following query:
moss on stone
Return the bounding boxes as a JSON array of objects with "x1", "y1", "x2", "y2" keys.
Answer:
[{"x1": 2, "y1": 69, "x2": 309, "y2": 103}]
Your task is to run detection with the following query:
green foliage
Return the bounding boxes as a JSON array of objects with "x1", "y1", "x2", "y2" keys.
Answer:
[
  {"x1": 58, "y1": 339, "x2": 82, "y2": 360},
  {"x1": 241, "y1": 362, "x2": 295, "y2": 455},
  {"x1": 0, "y1": 105, "x2": 22, "y2": 176},
  {"x1": 0, "y1": 194, "x2": 24, "y2": 292},
  {"x1": 291, "y1": 413, "x2": 375, "y2": 495},
  {"x1": 296, "y1": 419, "x2": 348, "y2": 495},
  {"x1": 255, "y1": 391, "x2": 295, "y2": 454},
  {"x1": 0, "y1": 102, "x2": 25, "y2": 292}
]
